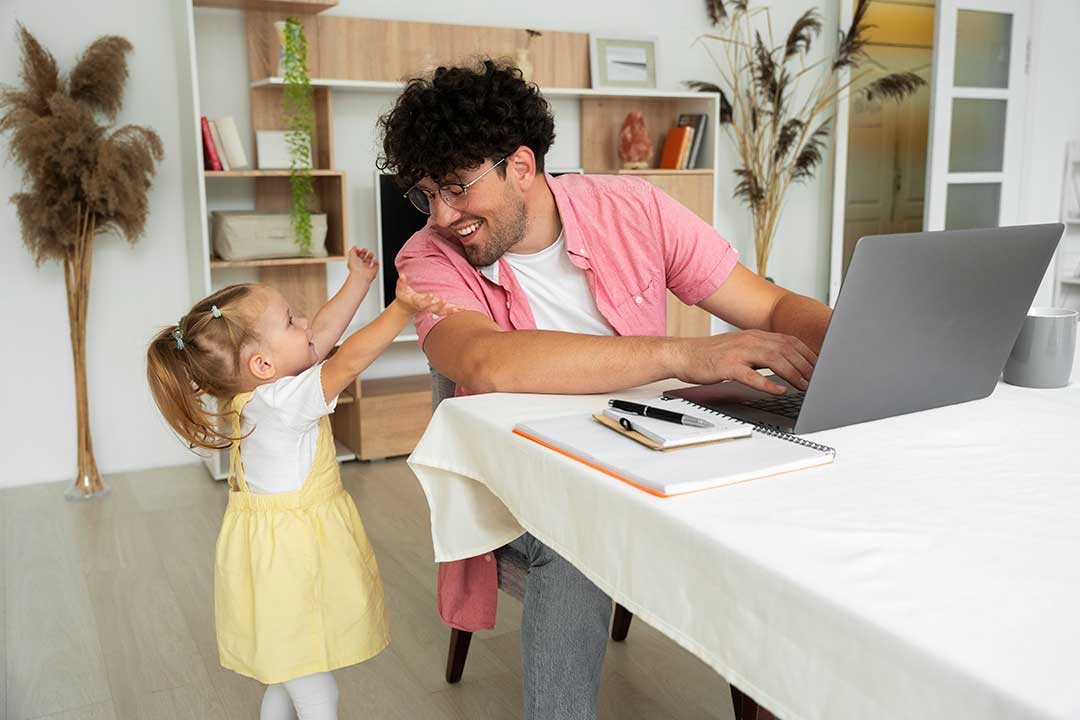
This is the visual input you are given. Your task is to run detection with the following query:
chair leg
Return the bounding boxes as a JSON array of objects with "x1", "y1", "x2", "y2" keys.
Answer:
[
  {"x1": 730, "y1": 685, "x2": 772, "y2": 720},
  {"x1": 445, "y1": 628, "x2": 473, "y2": 684},
  {"x1": 611, "y1": 603, "x2": 633, "y2": 641}
]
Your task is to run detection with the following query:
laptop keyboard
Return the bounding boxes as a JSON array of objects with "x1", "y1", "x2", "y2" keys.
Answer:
[{"x1": 743, "y1": 390, "x2": 806, "y2": 419}]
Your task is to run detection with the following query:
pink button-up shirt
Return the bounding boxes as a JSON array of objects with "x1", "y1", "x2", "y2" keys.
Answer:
[{"x1": 397, "y1": 172, "x2": 739, "y2": 630}]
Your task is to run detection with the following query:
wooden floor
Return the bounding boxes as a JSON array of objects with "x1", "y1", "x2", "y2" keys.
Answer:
[{"x1": 1, "y1": 460, "x2": 736, "y2": 720}]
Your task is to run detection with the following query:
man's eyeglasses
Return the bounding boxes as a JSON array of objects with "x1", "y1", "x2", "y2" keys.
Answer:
[{"x1": 404, "y1": 156, "x2": 508, "y2": 215}]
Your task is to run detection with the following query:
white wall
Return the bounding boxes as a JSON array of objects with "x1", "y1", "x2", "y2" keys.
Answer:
[
  {"x1": 0, "y1": 0, "x2": 203, "y2": 488},
  {"x1": 1, "y1": 0, "x2": 1077, "y2": 488}
]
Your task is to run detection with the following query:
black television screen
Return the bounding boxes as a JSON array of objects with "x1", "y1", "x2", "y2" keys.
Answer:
[{"x1": 377, "y1": 173, "x2": 428, "y2": 308}]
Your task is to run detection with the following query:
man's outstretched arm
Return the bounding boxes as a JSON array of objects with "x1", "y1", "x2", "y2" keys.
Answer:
[{"x1": 423, "y1": 298, "x2": 819, "y2": 398}]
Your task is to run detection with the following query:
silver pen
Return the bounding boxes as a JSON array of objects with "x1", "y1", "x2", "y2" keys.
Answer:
[{"x1": 608, "y1": 399, "x2": 714, "y2": 428}]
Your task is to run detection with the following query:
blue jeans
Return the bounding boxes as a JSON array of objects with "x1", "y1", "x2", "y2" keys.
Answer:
[{"x1": 509, "y1": 532, "x2": 612, "y2": 720}]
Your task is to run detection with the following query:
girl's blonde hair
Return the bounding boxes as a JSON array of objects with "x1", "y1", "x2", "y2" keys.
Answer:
[{"x1": 146, "y1": 284, "x2": 262, "y2": 450}]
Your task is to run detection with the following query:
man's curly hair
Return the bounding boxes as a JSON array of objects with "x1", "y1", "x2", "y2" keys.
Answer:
[{"x1": 377, "y1": 59, "x2": 556, "y2": 189}]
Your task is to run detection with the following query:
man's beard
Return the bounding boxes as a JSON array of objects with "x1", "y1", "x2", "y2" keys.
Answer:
[{"x1": 463, "y1": 196, "x2": 528, "y2": 267}]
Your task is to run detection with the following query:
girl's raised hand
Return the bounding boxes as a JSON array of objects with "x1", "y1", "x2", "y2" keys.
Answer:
[
  {"x1": 347, "y1": 247, "x2": 379, "y2": 284},
  {"x1": 395, "y1": 273, "x2": 464, "y2": 317}
]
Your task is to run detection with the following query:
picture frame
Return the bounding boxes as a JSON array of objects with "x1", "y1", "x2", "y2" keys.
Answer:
[{"x1": 589, "y1": 34, "x2": 658, "y2": 91}]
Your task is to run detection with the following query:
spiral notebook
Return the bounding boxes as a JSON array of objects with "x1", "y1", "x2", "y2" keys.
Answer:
[{"x1": 513, "y1": 397, "x2": 835, "y2": 498}]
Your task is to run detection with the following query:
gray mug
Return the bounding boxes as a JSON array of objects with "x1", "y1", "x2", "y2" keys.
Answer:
[{"x1": 1002, "y1": 307, "x2": 1078, "y2": 388}]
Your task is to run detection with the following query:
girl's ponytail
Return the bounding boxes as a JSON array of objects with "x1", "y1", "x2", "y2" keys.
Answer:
[
  {"x1": 147, "y1": 324, "x2": 230, "y2": 449},
  {"x1": 146, "y1": 284, "x2": 260, "y2": 450}
]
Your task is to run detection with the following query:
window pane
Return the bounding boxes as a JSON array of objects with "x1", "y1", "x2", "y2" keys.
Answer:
[
  {"x1": 949, "y1": 98, "x2": 1007, "y2": 173},
  {"x1": 945, "y1": 183, "x2": 1001, "y2": 229},
  {"x1": 954, "y1": 10, "x2": 1012, "y2": 88}
]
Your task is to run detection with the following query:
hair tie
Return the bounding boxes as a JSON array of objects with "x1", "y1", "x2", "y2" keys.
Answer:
[
  {"x1": 172, "y1": 328, "x2": 184, "y2": 350},
  {"x1": 211, "y1": 305, "x2": 222, "y2": 319}
]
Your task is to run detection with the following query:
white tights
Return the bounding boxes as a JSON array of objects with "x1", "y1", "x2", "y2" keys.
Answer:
[{"x1": 260, "y1": 671, "x2": 339, "y2": 720}]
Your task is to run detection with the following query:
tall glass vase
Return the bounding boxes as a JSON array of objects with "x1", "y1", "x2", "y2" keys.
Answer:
[{"x1": 63, "y1": 211, "x2": 108, "y2": 500}]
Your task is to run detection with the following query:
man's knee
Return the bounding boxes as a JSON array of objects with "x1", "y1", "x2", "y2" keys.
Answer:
[{"x1": 523, "y1": 534, "x2": 560, "y2": 569}]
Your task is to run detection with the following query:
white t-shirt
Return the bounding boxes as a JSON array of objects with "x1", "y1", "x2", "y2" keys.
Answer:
[
  {"x1": 238, "y1": 362, "x2": 339, "y2": 494},
  {"x1": 503, "y1": 234, "x2": 614, "y2": 335}
]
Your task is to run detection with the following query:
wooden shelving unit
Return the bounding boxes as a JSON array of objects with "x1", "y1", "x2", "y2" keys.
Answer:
[{"x1": 180, "y1": 3, "x2": 723, "y2": 475}]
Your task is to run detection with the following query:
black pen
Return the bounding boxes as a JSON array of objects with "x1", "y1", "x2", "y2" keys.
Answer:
[{"x1": 608, "y1": 400, "x2": 714, "y2": 428}]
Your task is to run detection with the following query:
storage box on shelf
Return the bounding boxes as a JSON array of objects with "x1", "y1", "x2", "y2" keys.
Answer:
[{"x1": 331, "y1": 375, "x2": 433, "y2": 461}]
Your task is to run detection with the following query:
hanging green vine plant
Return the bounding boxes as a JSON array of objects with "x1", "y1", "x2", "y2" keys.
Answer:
[{"x1": 282, "y1": 17, "x2": 315, "y2": 255}]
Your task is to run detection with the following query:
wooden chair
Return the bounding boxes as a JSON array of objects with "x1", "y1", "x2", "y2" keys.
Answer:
[{"x1": 429, "y1": 368, "x2": 635, "y2": 684}]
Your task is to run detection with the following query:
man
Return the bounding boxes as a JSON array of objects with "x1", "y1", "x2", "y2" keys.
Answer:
[{"x1": 380, "y1": 60, "x2": 831, "y2": 720}]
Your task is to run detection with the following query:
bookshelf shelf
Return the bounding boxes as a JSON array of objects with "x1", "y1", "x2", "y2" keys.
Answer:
[
  {"x1": 250, "y1": 76, "x2": 718, "y2": 102},
  {"x1": 204, "y1": 169, "x2": 344, "y2": 178},
  {"x1": 613, "y1": 168, "x2": 714, "y2": 176},
  {"x1": 192, "y1": 0, "x2": 336, "y2": 12},
  {"x1": 209, "y1": 254, "x2": 346, "y2": 269}
]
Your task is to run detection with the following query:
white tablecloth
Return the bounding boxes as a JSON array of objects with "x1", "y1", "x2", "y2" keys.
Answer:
[{"x1": 407, "y1": 356, "x2": 1080, "y2": 720}]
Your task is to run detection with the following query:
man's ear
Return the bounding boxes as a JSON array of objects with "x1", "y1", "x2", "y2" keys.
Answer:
[
  {"x1": 507, "y1": 146, "x2": 537, "y2": 190},
  {"x1": 248, "y1": 351, "x2": 275, "y2": 381}
]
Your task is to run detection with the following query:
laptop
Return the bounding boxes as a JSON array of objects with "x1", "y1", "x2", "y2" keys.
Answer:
[{"x1": 665, "y1": 224, "x2": 1063, "y2": 434}]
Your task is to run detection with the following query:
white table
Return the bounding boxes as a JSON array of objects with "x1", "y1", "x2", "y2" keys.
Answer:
[{"x1": 408, "y1": 356, "x2": 1080, "y2": 720}]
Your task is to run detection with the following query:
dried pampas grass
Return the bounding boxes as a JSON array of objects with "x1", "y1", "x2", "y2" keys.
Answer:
[
  {"x1": 689, "y1": 0, "x2": 925, "y2": 277},
  {"x1": 0, "y1": 23, "x2": 164, "y2": 498}
]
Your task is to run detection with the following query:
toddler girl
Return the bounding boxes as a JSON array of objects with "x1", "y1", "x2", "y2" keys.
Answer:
[{"x1": 147, "y1": 248, "x2": 459, "y2": 719}]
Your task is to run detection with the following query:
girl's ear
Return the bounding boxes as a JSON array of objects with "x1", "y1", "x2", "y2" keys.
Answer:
[{"x1": 248, "y1": 351, "x2": 274, "y2": 381}]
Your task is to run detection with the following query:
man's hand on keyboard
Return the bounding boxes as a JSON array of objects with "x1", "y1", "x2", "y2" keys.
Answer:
[{"x1": 667, "y1": 330, "x2": 817, "y2": 396}]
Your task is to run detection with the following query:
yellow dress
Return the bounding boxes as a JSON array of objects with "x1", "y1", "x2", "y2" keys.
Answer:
[{"x1": 214, "y1": 393, "x2": 390, "y2": 684}]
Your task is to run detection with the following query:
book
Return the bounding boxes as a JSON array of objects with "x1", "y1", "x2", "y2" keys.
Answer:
[
  {"x1": 208, "y1": 120, "x2": 230, "y2": 171},
  {"x1": 201, "y1": 116, "x2": 222, "y2": 171},
  {"x1": 659, "y1": 126, "x2": 693, "y2": 169},
  {"x1": 598, "y1": 405, "x2": 751, "y2": 450},
  {"x1": 676, "y1": 127, "x2": 695, "y2": 169},
  {"x1": 677, "y1": 113, "x2": 708, "y2": 169},
  {"x1": 513, "y1": 397, "x2": 835, "y2": 497},
  {"x1": 216, "y1": 116, "x2": 250, "y2": 170}
]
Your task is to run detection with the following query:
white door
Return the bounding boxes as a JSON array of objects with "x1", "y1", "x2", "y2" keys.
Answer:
[
  {"x1": 843, "y1": 45, "x2": 932, "y2": 277},
  {"x1": 924, "y1": 0, "x2": 1029, "y2": 231}
]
